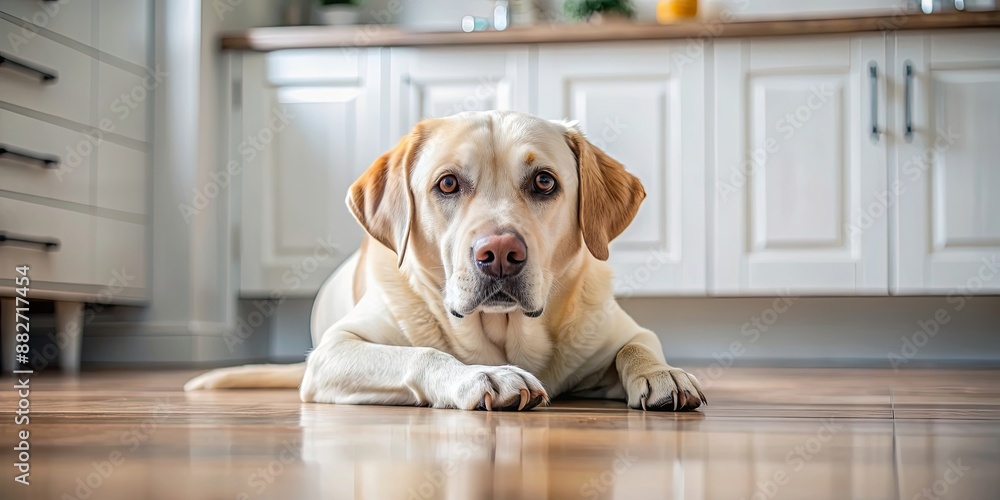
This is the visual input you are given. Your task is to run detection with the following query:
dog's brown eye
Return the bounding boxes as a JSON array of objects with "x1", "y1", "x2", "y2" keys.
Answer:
[
  {"x1": 533, "y1": 172, "x2": 556, "y2": 194},
  {"x1": 438, "y1": 174, "x2": 459, "y2": 194}
]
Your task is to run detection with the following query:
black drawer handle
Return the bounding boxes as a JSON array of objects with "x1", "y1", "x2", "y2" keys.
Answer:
[
  {"x1": 0, "y1": 144, "x2": 60, "y2": 168},
  {"x1": 0, "y1": 52, "x2": 58, "y2": 83},
  {"x1": 0, "y1": 231, "x2": 60, "y2": 251},
  {"x1": 904, "y1": 61, "x2": 914, "y2": 142}
]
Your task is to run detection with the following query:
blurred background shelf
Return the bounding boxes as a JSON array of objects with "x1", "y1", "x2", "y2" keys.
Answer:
[{"x1": 221, "y1": 11, "x2": 1000, "y2": 51}]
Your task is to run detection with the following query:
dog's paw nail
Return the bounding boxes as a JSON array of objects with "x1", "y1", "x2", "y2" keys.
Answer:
[
  {"x1": 484, "y1": 392, "x2": 493, "y2": 411},
  {"x1": 518, "y1": 389, "x2": 529, "y2": 410},
  {"x1": 640, "y1": 395, "x2": 647, "y2": 411}
]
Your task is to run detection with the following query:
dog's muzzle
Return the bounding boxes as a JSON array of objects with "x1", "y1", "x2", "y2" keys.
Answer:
[
  {"x1": 448, "y1": 230, "x2": 543, "y2": 319},
  {"x1": 448, "y1": 275, "x2": 542, "y2": 319}
]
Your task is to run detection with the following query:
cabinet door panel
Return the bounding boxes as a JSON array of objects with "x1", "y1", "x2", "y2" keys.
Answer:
[
  {"x1": 932, "y1": 71, "x2": 1000, "y2": 249},
  {"x1": 538, "y1": 43, "x2": 706, "y2": 295},
  {"x1": 893, "y1": 32, "x2": 1000, "y2": 293},
  {"x1": 750, "y1": 74, "x2": 848, "y2": 251},
  {"x1": 239, "y1": 52, "x2": 378, "y2": 296},
  {"x1": 389, "y1": 47, "x2": 529, "y2": 142},
  {"x1": 713, "y1": 35, "x2": 887, "y2": 295}
]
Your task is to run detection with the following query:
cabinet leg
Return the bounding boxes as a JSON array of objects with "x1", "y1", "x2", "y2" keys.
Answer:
[
  {"x1": 55, "y1": 301, "x2": 85, "y2": 375},
  {"x1": 1, "y1": 298, "x2": 14, "y2": 373}
]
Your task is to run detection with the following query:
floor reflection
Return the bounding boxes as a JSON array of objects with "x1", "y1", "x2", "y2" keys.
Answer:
[{"x1": 3, "y1": 368, "x2": 1000, "y2": 499}]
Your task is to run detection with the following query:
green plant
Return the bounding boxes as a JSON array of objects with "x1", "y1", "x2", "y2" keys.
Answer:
[{"x1": 563, "y1": 0, "x2": 635, "y2": 21}]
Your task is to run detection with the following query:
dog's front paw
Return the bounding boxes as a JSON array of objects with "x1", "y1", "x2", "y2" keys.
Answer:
[
  {"x1": 624, "y1": 367, "x2": 706, "y2": 411},
  {"x1": 451, "y1": 365, "x2": 548, "y2": 411}
]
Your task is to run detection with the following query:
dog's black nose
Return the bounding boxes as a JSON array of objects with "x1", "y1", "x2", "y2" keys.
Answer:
[{"x1": 473, "y1": 232, "x2": 527, "y2": 278}]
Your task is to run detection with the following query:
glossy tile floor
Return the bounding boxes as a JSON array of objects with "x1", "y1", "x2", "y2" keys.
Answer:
[{"x1": 2, "y1": 367, "x2": 999, "y2": 499}]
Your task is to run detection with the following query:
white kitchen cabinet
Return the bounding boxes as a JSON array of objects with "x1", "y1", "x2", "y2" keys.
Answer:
[
  {"x1": 97, "y1": 0, "x2": 151, "y2": 67},
  {"x1": 388, "y1": 46, "x2": 531, "y2": 140},
  {"x1": 0, "y1": 0, "x2": 150, "y2": 372},
  {"x1": 538, "y1": 43, "x2": 707, "y2": 295},
  {"x1": 233, "y1": 30, "x2": 999, "y2": 300},
  {"x1": 237, "y1": 50, "x2": 379, "y2": 297},
  {"x1": 892, "y1": 30, "x2": 1000, "y2": 293},
  {"x1": 713, "y1": 35, "x2": 889, "y2": 295}
]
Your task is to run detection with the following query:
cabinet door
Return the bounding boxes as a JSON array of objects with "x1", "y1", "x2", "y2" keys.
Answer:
[
  {"x1": 713, "y1": 35, "x2": 888, "y2": 295},
  {"x1": 893, "y1": 31, "x2": 1000, "y2": 294},
  {"x1": 238, "y1": 50, "x2": 379, "y2": 297},
  {"x1": 538, "y1": 43, "x2": 707, "y2": 295},
  {"x1": 388, "y1": 47, "x2": 530, "y2": 141}
]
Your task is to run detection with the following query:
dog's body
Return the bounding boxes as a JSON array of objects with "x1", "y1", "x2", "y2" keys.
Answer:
[{"x1": 186, "y1": 111, "x2": 705, "y2": 411}]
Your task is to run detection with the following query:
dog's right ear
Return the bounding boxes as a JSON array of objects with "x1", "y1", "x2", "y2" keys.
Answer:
[
  {"x1": 562, "y1": 127, "x2": 645, "y2": 261},
  {"x1": 346, "y1": 124, "x2": 427, "y2": 267}
]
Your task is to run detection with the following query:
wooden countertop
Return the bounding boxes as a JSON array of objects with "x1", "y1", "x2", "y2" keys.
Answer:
[{"x1": 220, "y1": 11, "x2": 1000, "y2": 52}]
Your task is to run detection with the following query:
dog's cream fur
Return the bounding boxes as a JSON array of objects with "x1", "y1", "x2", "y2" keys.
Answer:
[{"x1": 185, "y1": 111, "x2": 705, "y2": 411}]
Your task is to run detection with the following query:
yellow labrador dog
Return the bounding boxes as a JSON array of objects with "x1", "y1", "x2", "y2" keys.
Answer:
[{"x1": 186, "y1": 111, "x2": 705, "y2": 412}]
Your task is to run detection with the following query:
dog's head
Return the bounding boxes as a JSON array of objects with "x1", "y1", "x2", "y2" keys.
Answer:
[{"x1": 348, "y1": 111, "x2": 644, "y2": 318}]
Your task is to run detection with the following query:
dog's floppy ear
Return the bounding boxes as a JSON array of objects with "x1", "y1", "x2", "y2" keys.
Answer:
[
  {"x1": 347, "y1": 124, "x2": 427, "y2": 267},
  {"x1": 564, "y1": 128, "x2": 646, "y2": 261}
]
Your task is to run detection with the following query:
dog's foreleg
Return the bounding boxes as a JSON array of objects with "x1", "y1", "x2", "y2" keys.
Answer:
[
  {"x1": 300, "y1": 330, "x2": 547, "y2": 411},
  {"x1": 615, "y1": 330, "x2": 706, "y2": 411}
]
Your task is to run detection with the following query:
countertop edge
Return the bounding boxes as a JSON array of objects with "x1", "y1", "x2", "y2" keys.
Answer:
[{"x1": 220, "y1": 11, "x2": 1000, "y2": 52}]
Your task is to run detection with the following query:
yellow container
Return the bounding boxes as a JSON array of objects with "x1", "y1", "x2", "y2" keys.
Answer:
[{"x1": 657, "y1": 0, "x2": 698, "y2": 23}]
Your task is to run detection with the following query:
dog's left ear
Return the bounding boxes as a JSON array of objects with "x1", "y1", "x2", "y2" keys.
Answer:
[
  {"x1": 347, "y1": 124, "x2": 427, "y2": 267},
  {"x1": 564, "y1": 128, "x2": 646, "y2": 261}
]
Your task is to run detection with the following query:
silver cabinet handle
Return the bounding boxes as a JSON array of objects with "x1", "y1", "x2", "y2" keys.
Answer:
[
  {"x1": 904, "y1": 61, "x2": 914, "y2": 142},
  {"x1": 869, "y1": 61, "x2": 879, "y2": 144}
]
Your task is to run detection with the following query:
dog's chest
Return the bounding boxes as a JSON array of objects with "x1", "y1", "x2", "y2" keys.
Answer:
[{"x1": 471, "y1": 314, "x2": 553, "y2": 374}]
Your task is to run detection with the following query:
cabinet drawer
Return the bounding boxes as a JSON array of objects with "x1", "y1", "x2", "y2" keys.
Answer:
[
  {"x1": 97, "y1": 61, "x2": 150, "y2": 143},
  {"x1": 95, "y1": 217, "x2": 146, "y2": 290},
  {"x1": 0, "y1": 0, "x2": 94, "y2": 48},
  {"x1": 0, "y1": 108, "x2": 92, "y2": 205},
  {"x1": 95, "y1": 142, "x2": 146, "y2": 214},
  {"x1": 266, "y1": 49, "x2": 362, "y2": 85},
  {"x1": 0, "y1": 18, "x2": 92, "y2": 126},
  {"x1": 97, "y1": 0, "x2": 150, "y2": 67},
  {"x1": 0, "y1": 197, "x2": 94, "y2": 286}
]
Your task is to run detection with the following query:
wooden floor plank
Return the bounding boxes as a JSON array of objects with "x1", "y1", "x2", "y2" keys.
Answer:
[{"x1": 1, "y1": 367, "x2": 998, "y2": 499}]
